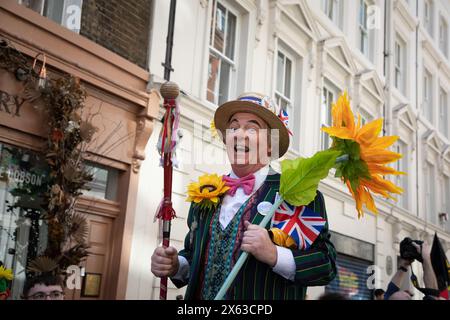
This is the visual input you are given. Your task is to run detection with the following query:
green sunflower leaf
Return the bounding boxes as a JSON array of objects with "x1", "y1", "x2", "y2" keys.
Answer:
[{"x1": 280, "y1": 149, "x2": 341, "y2": 206}]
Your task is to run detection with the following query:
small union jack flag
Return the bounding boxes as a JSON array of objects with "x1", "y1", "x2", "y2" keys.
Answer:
[
  {"x1": 272, "y1": 200, "x2": 326, "y2": 250},
  {"x1": 278, "y1": 108, "x2": 293, "y2": 136}
]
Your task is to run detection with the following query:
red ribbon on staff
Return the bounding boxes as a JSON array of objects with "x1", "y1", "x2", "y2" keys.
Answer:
[{"x1": 155, "y1": 82, "x2": 180, "y2": 300}]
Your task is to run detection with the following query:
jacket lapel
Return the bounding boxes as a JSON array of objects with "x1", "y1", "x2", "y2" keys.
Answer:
[{"x1": 250, "y1": 169, "x2": 280, "y2": 228}]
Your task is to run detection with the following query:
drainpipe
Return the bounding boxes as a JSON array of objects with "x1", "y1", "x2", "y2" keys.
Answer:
[
  {"x1": 415, "y1": 0, "x2": 420, "y2": 218},
  {"x1": 382, "y1": 0, "x2": 388, "y2": 136}
]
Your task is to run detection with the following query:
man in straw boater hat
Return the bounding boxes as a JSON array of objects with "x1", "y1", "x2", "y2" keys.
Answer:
[{"x1": 151, "y1": 93, "x2": 337, "y2": 299}]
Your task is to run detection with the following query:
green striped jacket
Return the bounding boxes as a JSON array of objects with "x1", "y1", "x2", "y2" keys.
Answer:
[{"x1": 172, "y1": 171, "x2": 337, "y2": 300}]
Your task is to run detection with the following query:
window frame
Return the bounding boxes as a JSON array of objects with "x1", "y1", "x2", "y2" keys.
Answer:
[
  {"x1": 320, "y1": 80, "x2": 339, "y2": 151},
  {"x1": 395, "y1": 140, "x2": 409, "y2": 210},
  {"x1": 439, "y1": 86, "x2": 448, "y2": 138},
  {"x1": 425, "y1": 161, "x2": 437, "y2": 224},
  {"x1": 274, "y1": 49, "x2": 295, "y2": 130},
  {"x1": 206, "y1": 0, "x2": 240, "y2": 106},
  {"x1": 423, "y1": 67, "x2": 433, "y2": 123},
  {"x1": 394, "y1": 35, "x2": 406, "y2": 95},
  {"x1": 424, "y1": 0, "x2": 433, "y2": 36},
  {"x1": 359, "y1": 0, "x2": 369, "y2": 57},
  {"x1": 321, "y1": 0, "x2": 342, "y2": 29},
  {"x1": 439, "y1": 15, "x2": 448, "y2": 58},
  {"x1": 19, "y1": 0, "x2": 83, "y2": 33}
]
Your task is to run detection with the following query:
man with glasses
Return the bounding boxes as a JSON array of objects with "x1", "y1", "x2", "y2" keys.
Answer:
[{"x1": 22, "y1": 274, "x2": 65, "y2": 300}]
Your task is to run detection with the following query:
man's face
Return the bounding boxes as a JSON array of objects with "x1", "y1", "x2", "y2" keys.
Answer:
[
  {"x1": 225, "y1": 112, "x2": 271, "y2": 166},
  {"x1": 26, "y1": 283, "x2": 65, "y2": 300}
]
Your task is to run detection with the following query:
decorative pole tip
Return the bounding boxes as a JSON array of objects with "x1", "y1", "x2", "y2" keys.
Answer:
[{"x1": 160, "y1": 81, "x2": 180, "y2": 100}]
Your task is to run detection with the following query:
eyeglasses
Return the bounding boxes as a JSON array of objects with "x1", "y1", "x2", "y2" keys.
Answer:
[{"x1": 28, "y1": 290, "x2": 64, "y2": 300}]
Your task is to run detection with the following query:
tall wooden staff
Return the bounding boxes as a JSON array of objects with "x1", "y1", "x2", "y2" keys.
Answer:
[{"x1": 156, "y1": 0, "x2": 178, "y2": 300}]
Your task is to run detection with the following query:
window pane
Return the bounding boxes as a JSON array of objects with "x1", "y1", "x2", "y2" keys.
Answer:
[
  {"x1": 207, "y1": 53, "x2": 220, "y2": 103},
  {"x1": 0, "y1": 142, "x2": 49, "y2": 299},
  {"x1": 225, "y1": 11, "x2": 236, "y2": 59},
  {"x1": 327, "y1": 0, "x2": 334, "y2": 20},
  {"x1": 439, "y1": 89, "x2": 448, "y2": 137},
  {"x1": 359, "y1": 0, "x2": 366, "y2": 25},
  {"x1": 218, "y1": 60, "x2": 231, "y2": 105},
  {"x1": 276, "y1": 52, "x2": 284, "y2": 93},
  {"x1": 84, "y1": 163, "x2": 118, "y2": 201},
  {"x1": 43, "y1": 0, "x2": 64, "y2": 24},
  {"x1": 284, "y1": 58, "x2": 292, "y2": 98},
  {"x1": 428, "y1": 166, "x2": 436, "y2": 224},
  {"x1": 361, "y1": 31, "x2": 368, "y2": 54},
  {"x1": 209, "y1": 0, "x2": 216, "y2": 46},
  {"x1": 321, "y1": 87, "x2": 334, "y2": 149},
  {"x1": 20, "y1": 0, "x2": 45, "y2": 14},
  {"x1": 214, "y1": 3, "x2": 226, "y2": 53},
  {"x1": 395, "y1": 43, "x2": 400, "y2": 67}
]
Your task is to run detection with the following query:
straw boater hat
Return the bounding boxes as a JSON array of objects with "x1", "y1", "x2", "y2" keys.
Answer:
[{"x1": 214, "y1": 92, "x2": 291, "y2": 159}]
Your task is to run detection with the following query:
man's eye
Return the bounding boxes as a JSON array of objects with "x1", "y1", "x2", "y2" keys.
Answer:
[
  {"x1": 247, "y1": 128, "x2": 257, "y2": 134},
  {"x1": 229, "y1": 127, "x2": 238, "y2": 132}
]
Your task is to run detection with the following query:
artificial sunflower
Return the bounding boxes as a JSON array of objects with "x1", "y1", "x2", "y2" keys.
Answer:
[
  {"x1": 0, "y1": 266, "x2": 13, "y2": 281},
  {"x1": 186, "y1": 174, "x2": 230, "y2": 210},
  {"x1": 269, "y1": 228, "x2": 297, "y2": 249},
  {"x1": 322, "y1": 91, "x2": 404, "y2": 218}
]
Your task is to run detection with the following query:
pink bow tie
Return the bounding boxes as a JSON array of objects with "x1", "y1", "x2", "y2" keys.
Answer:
[{"x1": 222, "y1": 173, "x2": 256, "y2": 196}]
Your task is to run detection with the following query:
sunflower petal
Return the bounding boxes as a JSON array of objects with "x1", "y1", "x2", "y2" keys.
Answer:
[
  {"x1": 367, "y1": 175, "x2": 403, "y2": 195},
  {"x1": 367, "y1": 164, "x2": 405, "y2": 176},
  {"x1": 364, "y1": 189, "x2": 378, "y2": 215},
  {"x1": 370, "y1": 136, "x2": 399, "y2": 149},
  {"x1": 321, "y1": 127, "x2": 354, "y2": 140},
  {"x1": 356, "y1": 119, "x2": 383, "y2": 146},
  {"x1": 361, "y1": 148, "x2": 402, "y2": 165},
  {"x1": 341, "y1": 92, "x2": 355, "y2": 132}
]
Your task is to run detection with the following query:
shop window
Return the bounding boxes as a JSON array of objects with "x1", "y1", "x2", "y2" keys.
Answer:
[
  {"x1": 325, "y1": 254, "x2": 373, "y2": 300},
  {"x1": 0, "y1": 142, "x2": 49, "y2": 299},
  {"x1": 83, "y1": 163, "x2": 118, "y2": 201}
]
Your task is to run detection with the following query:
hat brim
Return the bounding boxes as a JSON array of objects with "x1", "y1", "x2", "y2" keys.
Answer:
[{"x1": 214, "y1": 100, "x2": 290, "y2": 159}]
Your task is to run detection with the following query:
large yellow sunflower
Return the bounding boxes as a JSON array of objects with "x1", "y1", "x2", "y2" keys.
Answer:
[
  {"x1": 322, "y1": 91, "x2": 404, "y2": 217},
  {"x1": 186, "y1": 174, "x2": 230, "y2": 210},
  {"x1": 0, "y1": 266, "x2": 13, "y2": 281}
]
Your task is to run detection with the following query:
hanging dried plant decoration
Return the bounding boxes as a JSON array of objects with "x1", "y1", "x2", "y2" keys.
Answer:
[{"x1": 0, "y1": 40, "x2": 97, "y2": 278}]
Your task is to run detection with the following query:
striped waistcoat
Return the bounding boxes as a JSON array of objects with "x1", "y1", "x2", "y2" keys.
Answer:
[{"x1": 171, "y1": 171, "x2": 337, "y2": 300}]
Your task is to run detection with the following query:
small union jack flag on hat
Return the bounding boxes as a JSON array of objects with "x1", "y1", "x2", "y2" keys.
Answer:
[
  {"x1": 278, "y1": 108, "x2": 293, "y2": 136},
  {"x1": 272, "y1": 200, "x2": 326, "y2": 250}
]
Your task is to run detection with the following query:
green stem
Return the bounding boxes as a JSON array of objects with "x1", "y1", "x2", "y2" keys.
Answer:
[{"x1": 335, "y1": 154, "x2": 349, "y2": 163}]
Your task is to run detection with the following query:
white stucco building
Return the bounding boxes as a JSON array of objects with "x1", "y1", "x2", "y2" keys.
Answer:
[{"x1": 126, "y1": 0, "x2": 450, "y2": 300}]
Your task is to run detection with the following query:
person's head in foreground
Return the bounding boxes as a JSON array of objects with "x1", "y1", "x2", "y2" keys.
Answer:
[
  {"x1": 22, "y1": 274, "x2": 64, "y2": 300},
  {"x1": 374, "y1": 288, "x2": 385, "y2": 300},
  {"x1": 318, "y1": 292, "x2": 348, "y2": 300}
]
